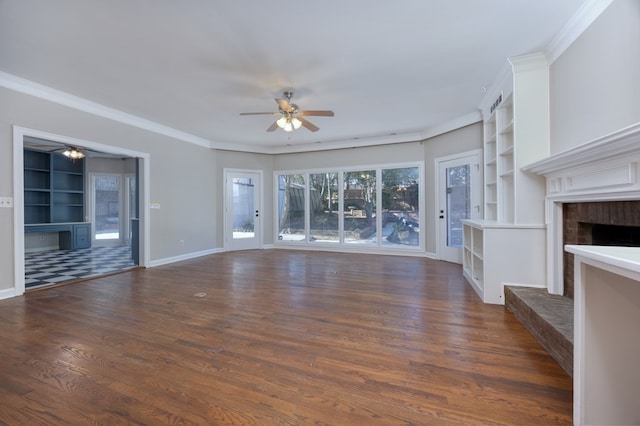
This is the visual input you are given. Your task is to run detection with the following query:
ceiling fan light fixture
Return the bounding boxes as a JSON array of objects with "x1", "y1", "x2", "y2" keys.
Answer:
[
  {"x1": 277, "y1": 116, "x2": 302, "y2": 132},
  {"x1": 62, "y1": 146, "x2": 85, "y2": 160},
  {"x1": 241, "y1": 90, "x2": 333, "y2": 133}
]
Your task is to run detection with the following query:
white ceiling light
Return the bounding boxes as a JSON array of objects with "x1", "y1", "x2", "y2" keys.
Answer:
[
  {"x1": 276, "y1": 116, "x2": 302, "y2": 132},
  {"x1": 62, "y1": 146, "x2": 85, "y2": 160}
]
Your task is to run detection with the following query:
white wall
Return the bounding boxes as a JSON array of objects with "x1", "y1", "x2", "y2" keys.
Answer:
[{"x1": 550, "y1": 0, "x2": 640, "y2": 153}]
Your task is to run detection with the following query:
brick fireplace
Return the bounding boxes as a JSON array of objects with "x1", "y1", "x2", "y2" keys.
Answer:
[
  {"x1": 563, "y1": 200, "x2": 640, "y2": 299},
  {"x1": 524, "y1": 123, "x2": 640, "y2": 297},
  {"x1": 505, "y1": 122, "x2": 640, "y2": 378}
]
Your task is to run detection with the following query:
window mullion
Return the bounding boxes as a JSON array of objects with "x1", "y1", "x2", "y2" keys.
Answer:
[
  {"x1": 376, "y1": 168, "x2": 382, "y2": 247},
  {"x1": 338, "y1": 171, "x2": 344, "y2": 244},
  {"x1": 304, "y1": 173, "x2": 310, "y2": 242}
]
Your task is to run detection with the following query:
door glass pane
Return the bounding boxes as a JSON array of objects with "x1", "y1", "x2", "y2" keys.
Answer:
[
  {"x1": 95, "y1": 175, "x2": 120, "y2": 240},
  {"x1": 309, "y1": 172, "x2": 339, "y2": 243},
  {"x1": 277, "y1": 174, "x2": 306, "y2": 241},
  {"x1": 446, "y1": 165, "x2": 470, "y2": 248},
  {"x1": 344, "y1": 170, "x2": 376, "y2": 245},
  {"x1": 128, "y1": 176, "x2": 137, "y2": 219},
  {"x1": 232, "y1": 177, "x2": 255, "y2": 239},
  {"x1": 382, "y1": 167, "x2": 419, "y2": 247}
]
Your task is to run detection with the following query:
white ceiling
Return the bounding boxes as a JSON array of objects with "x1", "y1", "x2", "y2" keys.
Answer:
[{"x1": 0, "y1": 0, "x2": 589, "y2": 154}]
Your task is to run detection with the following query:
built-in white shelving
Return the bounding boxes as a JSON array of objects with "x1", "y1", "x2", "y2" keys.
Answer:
[
  {"x1": 463, "y1": 52, "x2": 550, "y2": 304},
  {"x1": 463, "y1": 220, "x2": 546, "y2": 304}
]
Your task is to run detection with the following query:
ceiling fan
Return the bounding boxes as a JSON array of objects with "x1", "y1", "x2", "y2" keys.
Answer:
[
  {"x1": 24, "y1": 137, "x2": 86, "y2": 159},
  {"x1": 240, "y1": 91, "x2": 334, "y2": 132}
]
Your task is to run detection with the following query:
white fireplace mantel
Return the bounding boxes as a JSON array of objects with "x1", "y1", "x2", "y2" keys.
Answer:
[
  {"x1": 524, "y1": 121, "x2": 640, "y2": 178},
  {"x1": 522, "y1": 121, "x2": 640, "y2": 296},
  {"x1": 524, "y1": 123, "x2": 640, "y2": 425}
]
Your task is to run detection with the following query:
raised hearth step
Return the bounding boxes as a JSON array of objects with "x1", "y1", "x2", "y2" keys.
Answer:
[{"x1": 504, "y1": 286, "x2": 573, "y2": 377}]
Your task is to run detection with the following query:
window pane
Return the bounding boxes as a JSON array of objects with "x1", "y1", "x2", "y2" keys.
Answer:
[
  {"x1": 278, "y1": 174, "x2": 306, "y2": 241},
  {"x1": 446, "y1": 164, "x2": 470, "y2": 248},
  {"x1": 232, "y1": 177, "x2": 255, "y2": 239},
  {"x1": 309, "y1": 172, "x2": 339, "y2": 243},
  {"x1": 343, "y1": 170, "x2": 376, "y2": 245},
  {"x1": 95, "y1": 175, "x2": 120, "y2": 240},
  {"x1": 382, "y1": 167, "x2": 419, "y2": 247},
  {"x1": 128, "y1": 176, "x2": 137, "y2": 219}
]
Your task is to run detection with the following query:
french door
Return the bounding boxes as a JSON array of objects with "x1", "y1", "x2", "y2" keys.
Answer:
[
  {"x1": 224, "y1": 170, "x2": 262, "y2": 251},
  {"x1": 91, "y1": 173, "x2": 123, "y2": 245},
  {"x1": 437, "y1": 151, "x2": 482, "y2": 263}
]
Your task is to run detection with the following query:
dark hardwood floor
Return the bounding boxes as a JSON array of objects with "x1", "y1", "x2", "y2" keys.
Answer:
[{"x1": 0, "y1": 250, "x2": 572, "y2": 425}]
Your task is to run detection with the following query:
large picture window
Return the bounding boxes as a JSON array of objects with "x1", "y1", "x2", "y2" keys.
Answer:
[
  {"x1": 382, "y1": 167, "x2": 419, "y2": 247},
  {"x1": 275, "y1": 163, "x2": 423, "y2": 251},
  {"x1": 309, "y1": 172, "x2": 339, "y2": 243},
  {"x1": 277, "y1": 174, "x2": 306, "y2": 241},
  {"x1": 344, "y1": 170, "x2": 376, "y2": 245}
]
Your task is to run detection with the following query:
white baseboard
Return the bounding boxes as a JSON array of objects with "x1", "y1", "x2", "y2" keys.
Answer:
[
  {"x1": 271, "y1": 243, "x2": 439, "y2": 259},
  {"x1": 0, "y1": 287, "x2": 18, "y2": 300},
  {"x1": 148, "y1": 248, "x2": 223, "y2": 268}
]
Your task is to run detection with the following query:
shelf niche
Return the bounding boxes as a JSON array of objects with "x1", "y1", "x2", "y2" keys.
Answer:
[{"x1": 24, "y1": 148, "x2": 86, "y2": 224}]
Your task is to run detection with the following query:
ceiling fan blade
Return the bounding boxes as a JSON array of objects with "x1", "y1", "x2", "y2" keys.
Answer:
[
  {"x1": 240, "y1": 112, "x2": 279, "y2": 115},
  {"x1": 275, "y1": 97, "x2": 292, "y2": 113},
  {"x1": 298, "y1": 110, "x2": 334, "y2": 117},
  {"x1": 266, "y1": 121, "x2": 279, "y2": 132},
  {"x1": 298, "y1": 117, "x2": 319, "y2": 132}
]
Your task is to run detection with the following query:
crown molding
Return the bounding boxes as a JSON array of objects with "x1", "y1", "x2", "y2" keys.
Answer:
[
  {"x1": 0, "y1": 71, "x2": 212, "y2": 149},
  {"x1": 508, "y1": 52, "x2": 548, "y2": 73},
  {"x1": 478, "y1": 61, "x2": 512, "y2": 114},
  {"x1": 2, "y1": 70, "x2": 481, "y2": 155},
  {"x1": 260, "y1": 111, "x2": 482, "y2": 155},
  {"x1": 545, "y1": 0, "x2": 614, "y2": 64}
]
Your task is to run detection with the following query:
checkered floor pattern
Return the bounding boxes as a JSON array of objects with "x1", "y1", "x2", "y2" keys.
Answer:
[{"x1": 25, "y1": 246, "x2": 136, "y2": 289}]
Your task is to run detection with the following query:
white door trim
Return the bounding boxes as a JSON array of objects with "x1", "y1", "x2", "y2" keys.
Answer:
[
  {"x1": 12, "y1": 126, "x2": 150, "y2": 298},
  {"x1": 89, "y1": 172, "x2": 125, "y2": 246}
]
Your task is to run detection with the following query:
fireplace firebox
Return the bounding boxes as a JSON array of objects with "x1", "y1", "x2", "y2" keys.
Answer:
[{"x1": 563, "y1": 201, "x2": 640, "y2": 299}]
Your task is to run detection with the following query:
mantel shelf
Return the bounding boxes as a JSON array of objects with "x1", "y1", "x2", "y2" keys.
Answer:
[{"x1": 524, "y1": 122, "x2": 640, "y2": 176}]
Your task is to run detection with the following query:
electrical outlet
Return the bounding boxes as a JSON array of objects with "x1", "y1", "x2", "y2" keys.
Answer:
[
  {"x1": 179, "y1": 240, "x2": 185, "y2": 247},
  {"x1": 0, "y1": 197, "x2": 13, "y2": 208}
]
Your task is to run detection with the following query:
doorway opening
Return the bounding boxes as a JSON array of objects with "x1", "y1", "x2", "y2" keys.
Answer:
[
  {"x1": 224, "y1": 169, "x2": 262, "y2": 251},
  {"x1": 436, "y1": 150, "x2": 482, "y2": 263},
  {"x1": 13, "y1": 127, "x2": 149, "y2": 295}
]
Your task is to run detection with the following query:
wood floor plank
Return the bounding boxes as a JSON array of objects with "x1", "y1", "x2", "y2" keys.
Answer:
[{"x1": 0, "y1": 250, "x2": 572, "y2": 424}]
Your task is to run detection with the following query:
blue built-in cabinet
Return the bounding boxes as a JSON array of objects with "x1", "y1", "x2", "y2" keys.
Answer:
[{"x1": 24, "y1": 148, "x2": 91, "y2": 249}]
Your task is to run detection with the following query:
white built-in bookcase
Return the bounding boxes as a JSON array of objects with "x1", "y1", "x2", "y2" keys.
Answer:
[{"x1": 463, "y1": 53, "x2": 549, "y2": 304}]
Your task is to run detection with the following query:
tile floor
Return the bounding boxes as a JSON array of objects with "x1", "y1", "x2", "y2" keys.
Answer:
[{"x1": 25, "y1": 245, "x2": 136, "y2": 289}]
